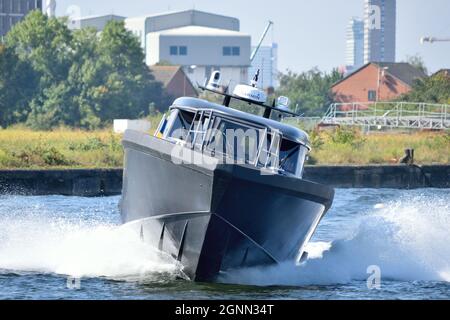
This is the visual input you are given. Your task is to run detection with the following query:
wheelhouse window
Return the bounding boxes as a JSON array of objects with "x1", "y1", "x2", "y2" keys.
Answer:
[
  {"x1": 279, "y1": 139, "x2": 307, "y2": 177},
  {"x1": 164, "y1": 109, "x2": 195, "y2": 141},
  {"x1": 205, "y1": 117, "x2": 262, "y2": 165},
  {"x1": 160, "y1": 108, "x2": 307, "y2": 177}
]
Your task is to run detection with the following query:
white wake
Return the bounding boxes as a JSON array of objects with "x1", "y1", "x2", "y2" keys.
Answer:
[
  {"x1": 0, "y1": 207, "x2": 182, "y2": 280},
  {"x1": 222, "y1": 193, "x2": 450, "y2": 286}
]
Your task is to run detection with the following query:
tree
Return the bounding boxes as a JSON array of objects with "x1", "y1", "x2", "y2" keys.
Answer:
[
  {"x1": 400, "y1": 73, "x2": 450, "y2": 104},
  {"x1": 404, "y1": 54, "x2": 428, "y2": 75},
  {"x1": 276, "y1": 68, "x2": 343, "y2": 116},
  {"x1": 2, "y1": 12, "x2": 168, "y2": 129},
  {"x1": 5, "y1": 11, "x2": 75, "y2": 128},
  {"x1": 6, "y1": 11, "x2": 73, "y2": 87},
  {"x1": 91, "y1": 21, "x2": 168, "y2": 123},
  {"x1": 0, "y1": 44, "x2": 38, "y2": 127}
]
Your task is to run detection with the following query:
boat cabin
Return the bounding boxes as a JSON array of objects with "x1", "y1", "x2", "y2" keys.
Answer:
[{"x1": 155, "y1": 97, "x2": 310, "y2": 178}]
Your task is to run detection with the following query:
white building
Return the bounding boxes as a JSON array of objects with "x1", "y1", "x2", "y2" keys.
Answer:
[
  {"x1": 72, "y1": 10, "x2": 251, "y2": 87},
  {"x1": 71, "y1": 14, "x2": 125, "y2": 31},
  {"x1": 125, "y1": 10, "x2": 251, "y2": 87},
  {"x1": 248, "y1": 43, "x2": 279, "y2": 89},
  {"x1": 364, "y1": 0, "x2": 396, "y2": 63},
  {"x1": 345, "y1": 17, "x2": 364, "y2": 74}
]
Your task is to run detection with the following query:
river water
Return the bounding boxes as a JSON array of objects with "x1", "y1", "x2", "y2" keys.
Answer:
[{"x1": 0, "y1": 188, "x2": 449, "y2": 300}]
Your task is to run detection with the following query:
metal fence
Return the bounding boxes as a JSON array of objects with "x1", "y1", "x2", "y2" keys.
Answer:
[{"x1": 321, "y1": 102, "x2": 450, "y2": 130}]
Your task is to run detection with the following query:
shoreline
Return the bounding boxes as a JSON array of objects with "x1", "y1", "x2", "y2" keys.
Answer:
[{"x1": 0, "y1": 165, "x2": 448, "y2": 196}]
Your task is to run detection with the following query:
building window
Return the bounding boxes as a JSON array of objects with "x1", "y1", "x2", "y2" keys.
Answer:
[
  {"x1": 223, "y1": 46, "x2": 241, "y2": 56},
  {"x1": 223, "y1": 46, "x2": 231, "y2": 56},
  {"x1": 179, "y1": 46, "x2": 187, "y2": 56},
  {"x1": 368, "y1": 90, "x2": 377, "y2": 102},
  {"x1": 170, "y1": 46, "x2": 178, "y2": 56},
  {"x1": 170, "y1": 46, "x2": 187, "y2": 56}
]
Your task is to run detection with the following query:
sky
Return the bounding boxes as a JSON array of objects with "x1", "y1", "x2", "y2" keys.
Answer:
[{"x1": 54, "y1": 0, "x2": 450, "y2": 74}]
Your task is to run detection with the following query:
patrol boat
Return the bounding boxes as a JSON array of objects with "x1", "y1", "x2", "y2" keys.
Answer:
[{"x1": 120, "y1": 71, "x2": 334, "y2": 282}]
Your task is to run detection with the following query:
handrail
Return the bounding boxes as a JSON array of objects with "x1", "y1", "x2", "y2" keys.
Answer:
[
  {"x1": 184, "y1": 110, "x2": 284, "y2": 170},
  {"x1": 321, "y1": 101, "x2": 450, "y2": 130}
]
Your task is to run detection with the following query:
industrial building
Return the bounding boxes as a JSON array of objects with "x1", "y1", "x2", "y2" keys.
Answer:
[
  {"x1": 125, "y1": 10, "x2": 251, "y2": 87},
  {"x1": 73, "y1": 10, "x2": 252, "y2": 88},
  {"x1": 0, "y1": 0, "x2": 42, "y2": 37}
]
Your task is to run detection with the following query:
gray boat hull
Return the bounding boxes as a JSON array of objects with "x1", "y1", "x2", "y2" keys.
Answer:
[{"x1": 120, "y1": 130, "x2": 334, "y2": 282}]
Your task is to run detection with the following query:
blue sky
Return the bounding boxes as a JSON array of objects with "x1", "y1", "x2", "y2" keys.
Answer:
[{"x1": 54, "y1": 0, "x2": 450, "y2": 74}]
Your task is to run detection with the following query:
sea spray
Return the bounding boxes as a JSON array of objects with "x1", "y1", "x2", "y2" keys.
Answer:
[
  {"x1": 0, "y1": 196, "x2": 182, "y2": 280},
  {"x1": 221, "y1": 192, "x2": 450, "y2": 286}
]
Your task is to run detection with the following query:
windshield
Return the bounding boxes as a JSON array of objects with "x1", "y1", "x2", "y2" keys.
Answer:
[
  {"x1": 160, "y1": 107, "x2": 306, "y2": 177},
  {"x1": 205, "y1": 117, "x2": 262, "y2": 165},
  {"x1": 279, "y1": 139, "x2": 308, "y2": 177}
]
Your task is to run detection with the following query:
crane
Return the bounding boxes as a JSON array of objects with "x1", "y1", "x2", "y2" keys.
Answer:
[
  {"x1": 420, "y1": 36, "x2": 450, "y2": 44},
  {"x1": 250, "y1": 21, "x2": 274, "y2": 63}
]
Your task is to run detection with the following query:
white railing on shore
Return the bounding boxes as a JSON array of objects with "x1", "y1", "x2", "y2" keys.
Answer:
[{"x1": 321, "y1": 102, "x2": 450, "y2": 130}]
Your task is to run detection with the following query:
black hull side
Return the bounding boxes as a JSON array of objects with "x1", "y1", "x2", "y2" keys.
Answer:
[{"x1": 120, "y1": 130, "x2": 334, "y2": 282}]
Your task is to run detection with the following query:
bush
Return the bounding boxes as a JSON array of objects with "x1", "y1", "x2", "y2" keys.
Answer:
[
  {"x1": 13, "y1": 145, "x2": 72, "y2": 167},
  {"x1": 330, "y1": 127, "x2": 360, "y2": 145},
  {"x1": 40, "y1": 146, "x2": 70, "y2": 166},
  {"x1": 69, "y1": 137, "x2": 107, "y2": 151}
]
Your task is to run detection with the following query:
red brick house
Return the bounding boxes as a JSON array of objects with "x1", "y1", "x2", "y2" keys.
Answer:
[
  {"x1": 331, "y1": 62, "x2": 427, "y2": 104},
  {"x1": 433, "y1": 69, "x2": 450, "y2": 78},
  {"x1": 150, "y1": 65, "x2": 198, "y2": 98}
]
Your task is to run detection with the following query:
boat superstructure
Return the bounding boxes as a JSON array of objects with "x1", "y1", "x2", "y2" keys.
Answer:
[{"x1": 120, "y1": 71, "x2": 334, "y2": 282}]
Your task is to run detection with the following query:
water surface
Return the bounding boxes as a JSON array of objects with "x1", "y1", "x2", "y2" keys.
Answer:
[{"x1": 0, "y1": 188, "x2": 449, "y2": 300}]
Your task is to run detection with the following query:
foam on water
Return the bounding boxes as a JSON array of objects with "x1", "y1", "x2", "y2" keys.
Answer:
[
  {"x1": 222, "y1": 193, "x2": 450, "y2": 286},
  {"x1": 0, "y1": 204, "x2": 182, "y2": 279}
]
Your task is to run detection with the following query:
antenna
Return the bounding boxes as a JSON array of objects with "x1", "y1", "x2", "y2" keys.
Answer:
[{"x1": 251, "y1": 69, "x2": 260, "y2": 87}]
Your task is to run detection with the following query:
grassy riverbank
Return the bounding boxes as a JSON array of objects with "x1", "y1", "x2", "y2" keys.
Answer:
[
  {"x1": 0, "y1": 125, "x2": 448, "y2": 169},
  {"x1": 309, "y1": 129, "x2": 449, "y2": 165},
  {"x1": 0, "y1": 128, "x2": 123, "y2": 169}
]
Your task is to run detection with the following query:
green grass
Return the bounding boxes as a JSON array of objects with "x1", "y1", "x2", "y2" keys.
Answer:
[
  {"x1": 308, "y1": 128, "x2": 450, "y2": 165},
  {"x1": 0, "y1": 122, "x2": 448, "y2": 169},
  {"x1": 0, "y1": 128, "x2": 123, "y2": 169}
]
